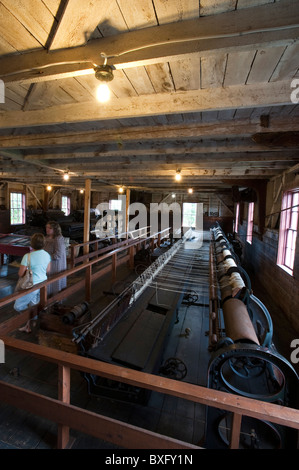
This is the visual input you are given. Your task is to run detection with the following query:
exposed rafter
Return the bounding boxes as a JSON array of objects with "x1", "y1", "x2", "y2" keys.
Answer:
[{"x1": 0, "y1": 0, "x2": 298, "y2": 84}]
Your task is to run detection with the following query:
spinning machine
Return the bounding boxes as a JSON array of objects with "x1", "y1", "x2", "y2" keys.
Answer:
[
  {"x1": 206, "y1": 224, "x2": 299, "y2": 449},
  {"x1": 73, "y1": 229, "x2": 201, "y2": 404}
]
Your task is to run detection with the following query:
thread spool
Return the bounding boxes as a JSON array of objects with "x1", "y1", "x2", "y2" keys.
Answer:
[{"x1": 62, "y1": 302, "x2": 89, "y2": 325}]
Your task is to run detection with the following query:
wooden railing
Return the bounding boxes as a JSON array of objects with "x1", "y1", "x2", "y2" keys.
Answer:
[
  {"x1": 0, "y1": 227, "x2": 171, "y2": 316},
  {"x1": 0, "y1": 226, "x2": 298, "y2": 449},
  {"x1": 0, "y1": 336, "x2": 299, "y2": 449}
]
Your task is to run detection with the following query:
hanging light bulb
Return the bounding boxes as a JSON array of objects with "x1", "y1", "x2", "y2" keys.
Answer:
[
  {"x1": 188, "y1": 188, "x2": 193, "y2": 194},
  {"x1": 175, "y1": 170, "x2": 182, "y2": 182},
  {"x1": 63, "y1": 172, "x2": 69, "y2": 181},
  {"x1": 96, "y1": 83, "x2": 110, "y2": 103},
  {"x1": 47, "y1": 185, "x2": 52, "y2": 191},
  {"x1": 118, "y1": 186, "x2": 124, "y2": 193},
  {"x1": 94, "y1": 53, "x2": 114, "y2": 103}
]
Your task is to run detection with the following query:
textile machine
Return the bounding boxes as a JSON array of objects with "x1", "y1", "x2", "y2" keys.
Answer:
[{"x1": 206, "y1": 224, "x2": 299, "y2": 449}]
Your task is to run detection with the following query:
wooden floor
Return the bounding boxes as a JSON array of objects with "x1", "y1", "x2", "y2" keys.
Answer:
[{"x1": 0, "y1": 233, "x2": 297, "y2": 449}]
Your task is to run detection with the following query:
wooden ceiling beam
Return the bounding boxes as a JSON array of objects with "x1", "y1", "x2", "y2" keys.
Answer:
[
  {"x1": 48, "y1": 0, "x2": 109, "y2": 51},
  {"x1": 32, "y1": 158, "x2": 293, "y2": 169},
  {"x1": 21, "y1": 138, "x2": 299, "y2": 159},
  {"x1": 23, "y1": 150, "x2": 299, "y2": 162},
  {"x1": 0, "y1": 0, "x2": 298, "y2": 84},
  {"x1": 0, "y1": 82, "x2": 297, "y2": 130}
]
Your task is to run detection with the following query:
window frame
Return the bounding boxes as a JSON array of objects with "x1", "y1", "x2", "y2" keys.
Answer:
[
  {"x1": 182, "y1": 202, "x2": 197, "y2": 228},
  {"x1": 277, "y1": 189, "x2": 299, "y2": 276},
  {"x1": 109, "y1": 199, "x2": 122, "y2": 211},
  {"x1": 10, "y1": 191, "x2": 26, "y2": 225},
  {"x1": 246, "y1": 202, "x2": 254, "y2": 244},
  {"x1": 61, "y1": 195, "x2": 71, "y2": 216},
  {"x1": 235, "y1": 202, "x2": 240, "y2": 233}
]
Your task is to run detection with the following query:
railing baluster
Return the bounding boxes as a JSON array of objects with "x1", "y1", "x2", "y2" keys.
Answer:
[
  {"x1": 229, "y1": 412, "x2": 242, "y2": 449},
  {"x1": 57, "y1": 365, "x2": 71, "y2": 449}
]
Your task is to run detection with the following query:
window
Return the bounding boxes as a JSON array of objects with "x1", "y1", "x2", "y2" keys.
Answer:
[
  {"x1": 10, "y1": 192, "x2": 25, "y2": 225},
  {"x1": 183, "y1": 203, "x2": 197, "y2": 227},
  {"x1": 277, "y1": 190, "x2": 299, "y2": 275},
  {"x1": 235, "y1": 202, "x2": 240, "y2": 233},
  {"x1": 109, "y1": 199, "x2": 122, "y2": 211},
  {"x1": 61, "y1": 195, "x2": 70, "y2": 216},
  {"x1": 246, "y1": 202, "x2": 254, "y2": 244}
]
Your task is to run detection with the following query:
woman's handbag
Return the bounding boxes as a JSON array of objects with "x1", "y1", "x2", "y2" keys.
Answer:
[{"x1": 15, "y1": 253, "x2": 34, "y2": 291}]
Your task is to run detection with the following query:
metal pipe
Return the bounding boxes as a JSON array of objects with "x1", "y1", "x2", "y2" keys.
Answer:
[{"x1": 209, "y1": 231, "x2": 220, "y2": 349}]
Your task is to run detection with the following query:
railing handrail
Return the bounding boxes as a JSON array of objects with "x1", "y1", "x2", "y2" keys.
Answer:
[
  {"x1": 1, "y1": 335, "x2": 299, "y2": 440},
  {"x1": 0, "y1": 227, "x2": 171, "y2": 308}
]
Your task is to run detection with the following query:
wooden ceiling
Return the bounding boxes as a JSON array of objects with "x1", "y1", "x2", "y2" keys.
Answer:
[{"x1": 0, "y1": 0, "x2": 298, "y2": 195}]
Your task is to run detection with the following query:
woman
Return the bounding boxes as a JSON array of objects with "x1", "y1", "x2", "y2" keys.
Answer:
[
  {"x1": 14, "y1": 233, "x2": 51, "y2": 333},
  {"x1": 44, "y1": 220, "x2": 67, "y2": 296}
]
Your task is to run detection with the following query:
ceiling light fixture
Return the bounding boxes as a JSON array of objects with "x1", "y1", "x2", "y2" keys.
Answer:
[
  {"x1": 188, "y1": 188, "x2": 193, "y2": 194},
  {"x1": 63, "y1": 172, "x2": 69, "y2": 181},
  {"x1": 94, "y1": 53, "x2": 114, "y2": 103},
  {"x1": 118, "y1": 186, "x2": 124, "y2": 193},
  {"x1": 175, "y1": 170, "x2": 182, "y2": 182},
  {"x1": 46, "y1": 185, "x2": 52, "y2": 191}
]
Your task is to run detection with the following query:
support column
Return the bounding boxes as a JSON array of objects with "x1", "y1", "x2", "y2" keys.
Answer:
[
  {"x1": 83, "y1": 179, "x2": 91, "y2": 256},
  {"x1": 126, "y1": 189, "x2": 130, "y2": 237}
]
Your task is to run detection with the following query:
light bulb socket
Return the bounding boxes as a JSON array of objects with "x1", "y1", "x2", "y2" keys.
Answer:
[{"x1": 94, "y1": 65, "x2": 114, "y2": 82}]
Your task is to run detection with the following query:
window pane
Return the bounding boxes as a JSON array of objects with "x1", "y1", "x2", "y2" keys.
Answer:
[
  {"x1": 246, "y1": 202, "x2": 254, "y2": 243},
  {"x1": 183, "y1": 203, "x2": 197, "y2": 227},
  {"x1": 277, "y1": 190, "x2": 298, "y2": 274},
  {"x1": 291, "y1": 210, "x2": 298, "y2": 230},
  {"x1": 10, "y1": 192, "x2": 25, "y2": 225},
  {"x1": 109, "y1": 199, "x2": 122, "y2": 211},
  {"x1": 61, "y1": 196, "x2": 70, "y2": 216}
]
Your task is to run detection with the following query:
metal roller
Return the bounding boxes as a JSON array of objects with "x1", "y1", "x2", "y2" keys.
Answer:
[{"x1": 222, "y1": 298, "x2": 259, "y2": 345}]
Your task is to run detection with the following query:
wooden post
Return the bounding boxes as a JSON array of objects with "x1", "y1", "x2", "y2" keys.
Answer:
[
  {"x1": 112, "y1": 253, "x2": 117, "y2": 282},
  {"x1": 57, "y1": 365, "x2": 71, "y2": 449},
  {"x1": 129, "y1": 245, "x2": 135, "y2": 269},
  {"x1": 229, "y1": 412, "x2": 242, "y2": 449},
  {"x1": 39, "y1": 285, "x2": 47, "y2": 308},
  {"x1": 150, "y1": 237, "x2": 154, "y2": 252},
  {"x1": 43, "y1": 187, "x2": 49, "y2": 211},
  {"x1": 69, "y1": 245, "x2": 75, "y2": 269},
  {"x1": 126, "y1": 189, "x2": 130, "y2": 238},
  {"x1": 85, "y1": 264, "x2": 91, "y2": 302},
  {"x1": 83, "y1": 179, "x2": 91, "y2": 257}
]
